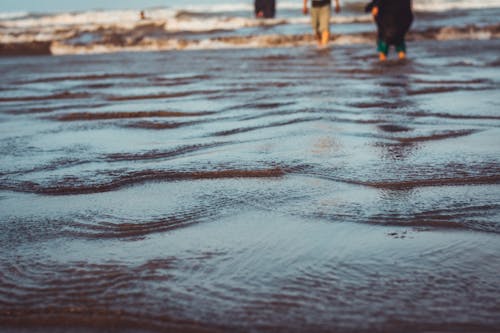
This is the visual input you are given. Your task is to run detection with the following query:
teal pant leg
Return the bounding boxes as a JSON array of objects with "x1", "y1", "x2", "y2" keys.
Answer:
[
  {"x1": 377, "y1": 39, "x2": 389, "y2": 55},
  {"x1": 395, "y1": 40, "x2": 407, "y2": 53}
]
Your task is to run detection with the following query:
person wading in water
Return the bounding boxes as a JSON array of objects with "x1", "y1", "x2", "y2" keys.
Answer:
[
  {"x1": 303, "y1": 0, "x2": 341, "y2": 47},
  {"x1": 365, "y1": 0, "x2": 413, "y2": 60},
  {"x1": 255, "y1": 0, "x2": 276, "y2": 18}
]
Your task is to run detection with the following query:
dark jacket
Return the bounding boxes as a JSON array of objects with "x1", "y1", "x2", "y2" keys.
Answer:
[
  {"x1": 365, "y1": 0, "x2": 413, "y2": 45},
  {"x1": 255, "y1": 0, "x2": 276, "y2": 18}
]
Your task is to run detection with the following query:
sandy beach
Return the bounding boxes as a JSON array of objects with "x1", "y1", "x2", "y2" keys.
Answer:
[{"x1": 1, "y1": 1, "x2": 500, "y2": 332}]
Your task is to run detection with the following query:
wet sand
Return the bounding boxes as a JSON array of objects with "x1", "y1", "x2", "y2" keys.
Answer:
[{"x1": 1, "y1": 39, "x2": 500, "y2": 332}]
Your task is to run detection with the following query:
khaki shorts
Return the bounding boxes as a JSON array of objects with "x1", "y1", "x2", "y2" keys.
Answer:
[{"x1": 311, "y1": 5, "x2": 331, "y2": 34}]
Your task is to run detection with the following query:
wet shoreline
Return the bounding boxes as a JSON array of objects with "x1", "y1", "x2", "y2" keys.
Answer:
[{"x1": 1, "y1": 30, "x2": 500, "y2": 333}]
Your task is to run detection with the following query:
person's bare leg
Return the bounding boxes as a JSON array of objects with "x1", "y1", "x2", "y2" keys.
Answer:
[
  {"x1": 321, "y1": 30, "x2": 329, "y2": 46},
  {"x1": 316, "y1": 32, "x2": 322, "y2": 46}
]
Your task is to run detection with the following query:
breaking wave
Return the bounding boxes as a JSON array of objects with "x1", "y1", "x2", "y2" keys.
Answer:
[
  {"x1": 1, "y1": 24, "x2": 497, "y2": 56},
  {"x1": 0, "y1": 11, "x2": 28, "y2": 20},
  {"x1": 52, "y1": 24, "x2": 500, "y2": 55},
  {"x1": 413, "y1": 0, "x2": 500, "y2": 12}
]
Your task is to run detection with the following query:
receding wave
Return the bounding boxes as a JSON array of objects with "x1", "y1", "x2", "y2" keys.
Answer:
[
  {"x1": 106, "y1": 90, "x2": 218, "y2": 101},
  {"x1": 297, "y1": 161, "x2": 500, "y2": 191},
  {"x1": 406, "y1": 111, "x2": 500, "y2": 120},
  {"x1": 390, "y1": 129, "x2": 479, "y2": 143},
  {"x1": 3, "y1": 103, "x2": 106, "y2": 115},
  {"x1": 1, "y1": 167, "x2": 286, "y2": 195},
  {"x1": 352, "y1": 101, "x2": 412, "y2": 109},
  {"x1": 378, "y1": 124, "x2": 413, "y2": 133},
  {"x1": 413, "y1": 78, "x2": 492, "y2": 85},
  {"x1": 356, "y1": 175, "x2": 500, "y2": 190},
  {"x1": 407, "y1": 86, "x2": 488, "y2": 96},
  {"x1": 1, "y1": 142, "x2": 233, "y2": 177},
  {"x1": 66, "y1": 214, "x2": 203, "y2": 239},
  {"x1": 211, "y1": 117, "x2": 321, "y2": 137},
  {"x1": 54, "y1": 111, "x2": 214, "y2": 121},
  {"x1": 296, "y1": 171, "x2": 500, "y2": 199},
  {"x1": 104, "y1": 142, "x2": 229, "y2": 162},
  {"x1": 123, "y1": 120, "x2": 199, "y2": 130},
  {"x1": 368, "y1": 203, "x2": 500, "y2": 233},
  {"x1": 18, "y1": 73, "x2": 148, "y2": 84},
  {"x1": 226, "y1": 101, "x2": 296, "y2": 111},
  {"x1": 0, "y1": 91, "x2": 90, "y2": 102}
]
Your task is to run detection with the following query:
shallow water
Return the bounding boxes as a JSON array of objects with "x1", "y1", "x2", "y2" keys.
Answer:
[{"x1": 1, "y1": 25, "x2": 500, "y2": 333}]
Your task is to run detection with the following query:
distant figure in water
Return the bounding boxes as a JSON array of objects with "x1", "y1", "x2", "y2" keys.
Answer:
[
  {"x1": 303, "y1": 0, "x2": 341, "y2": 47},
  {"x1": 365, "y1": 0, "x2": 413, "y2": 61},
  {"x1": 140, "y1": 10, "x2": 146, "y2": 20},
  {"x1": 255, "y1": 0, "x2": 276, "y2": 18}
]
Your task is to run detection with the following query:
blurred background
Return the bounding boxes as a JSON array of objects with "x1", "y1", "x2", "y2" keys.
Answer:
[{"x1": 1, "y1": 0, "x2": 499, "y2": 55}]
